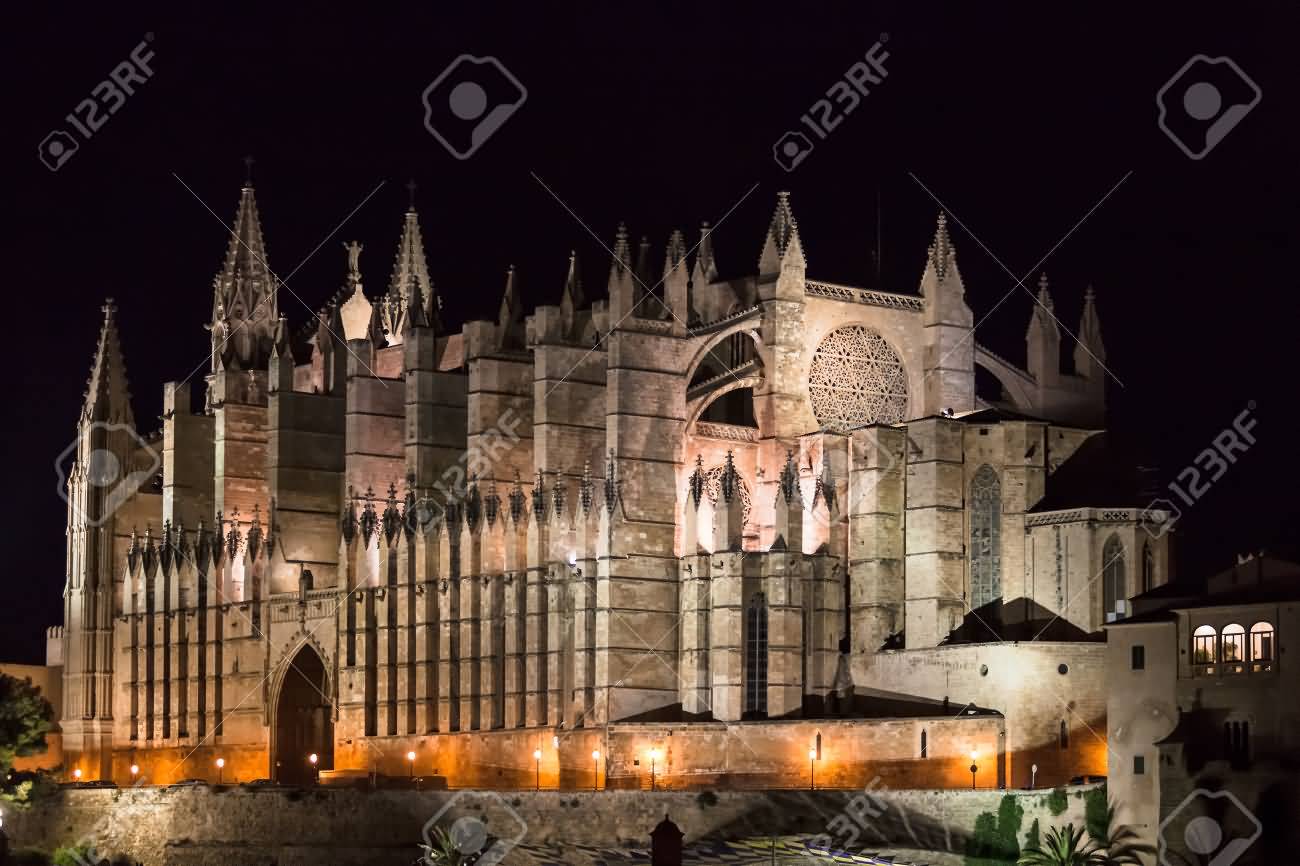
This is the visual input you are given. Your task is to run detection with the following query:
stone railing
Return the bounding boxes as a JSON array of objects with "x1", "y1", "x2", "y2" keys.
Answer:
[
  {"x1": 805, "y1": 280, "x2": 924, "y2": 312},
  {"x1": 687, "y1": 304, "x2": 761, "y2": 337},
  {"x1": 693, "y1": 421, "x2": 759, "y2": 442}
]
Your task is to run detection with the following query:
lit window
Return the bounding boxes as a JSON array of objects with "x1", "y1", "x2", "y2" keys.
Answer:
[
  {"x1": 1222, "y1": 624, "x2": 1246, "y2": 673},
  {"x1": 970, "y1": 465, "x2": 1001, "y2": 608},
  {"x1": 1103, "y1": 534, "x2": 1126, "y2": 616},
  {"x1": 1250, "y1": 622, "x2": 1275, "y2": 673},
  {"x1": 1193, "y1": 625, "x2": 1217, "y2": 673}
]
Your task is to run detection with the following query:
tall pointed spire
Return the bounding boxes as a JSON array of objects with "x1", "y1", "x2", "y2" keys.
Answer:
[
  {"x1": 758, "y1": 191, "x2": 805, "y2": 275},
  {"x1": 1026, "y1": 272, "x2": 1061, "y2": 385},
  {"x1": 609, "y1": 223, "x2": 632, "y2": 280},
  {"x1": 211, "y1": 177, "x2": 278, "y2": 371},
  {"x1": 83, "y1": 298, "x2": 134, "y2": 425},
  {"x1": 560, "y1": 251, "x2": 584, "y2": 317},
  {"x1": 498, "y1": 265, "x2": 521, "y2": 330},
  {"x1": 1074, "y1": 284, "x2": 1106, "y2": 376},
  {"x1": 694, "y1": 221, "x2": 718, "y2": 283},
  {"x1": 387, "y1": 198, "x2": 436, "y2": 333}
]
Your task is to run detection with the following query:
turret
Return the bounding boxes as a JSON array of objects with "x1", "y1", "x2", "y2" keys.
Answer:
[
  {"x1": 757, "y1": 191, "x2": 805, "y2": 301},
  {"x1": 919, "y1": 212, "x2": 975, "y2": 415},
  {"x1": 209, "y1": 181, "x2": 277, "y2": 373},
  {"x1": 385, "y1": 189, "x2": 438, "y2": 343},
  {"x1": 1026, "y1": 272, "x2": 1061, "y2": 386},
  {"x1": 1074, "y1": 284, "x2": 1106, "y2": 384},
  {"x1": 606, "y1": 223, "x2": 635, "y2": 325}
]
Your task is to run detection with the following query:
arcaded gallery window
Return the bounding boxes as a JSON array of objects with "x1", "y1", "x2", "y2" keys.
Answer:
[
  {"x1": 1102, "y1": 534, "x2": 1126, "y2": 618},
  {"x1": 1221, "y1": 623, "x2": 1246, "y2": 674},
  {"x1": 1193, "y1": 625, "x2": 1218, "y2": 674},
  {"x1": 1141, "y1": 542, "x2": 1154, "y2": 594},
  {"x1": 970, "y1": 465, "x2": 1001, "y2": 608},
  {"x1": 1250, "y1": 622, "x2": 1275, "y2": 672}
]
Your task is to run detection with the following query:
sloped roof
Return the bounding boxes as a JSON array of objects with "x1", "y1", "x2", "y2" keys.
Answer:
[{"x1": 1030, "y1": 432, "x2": 1151, "y2": 512}]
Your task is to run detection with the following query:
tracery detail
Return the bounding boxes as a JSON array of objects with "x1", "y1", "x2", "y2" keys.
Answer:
[{"x1": 808, "y1": 325, "x2": 908, "y2": 431}]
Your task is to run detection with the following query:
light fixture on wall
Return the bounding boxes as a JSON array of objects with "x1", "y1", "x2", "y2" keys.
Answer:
[
  {"x1": 649, "y1": 748, "x2": 662, "y2": 791},
  {"x1": 969, "y1": 750, "x2": 979, "y2": 790},
  {"x1": 215, "y1": 757, "x2": 225, "y2": 785},
  {"x1": 809, "y1": 748, "x2": 818, "y2": 791},
  {"x1": 533, "y1": 749, "x2": 542, "y2": 791},
  {"x1": 592, "y1": 750, "x2": 601, "y2": 792}
]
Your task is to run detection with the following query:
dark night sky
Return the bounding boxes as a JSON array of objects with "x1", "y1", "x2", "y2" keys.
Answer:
[{"x1": 4, "y1": 3, "x2": 1297, "y2": 662}]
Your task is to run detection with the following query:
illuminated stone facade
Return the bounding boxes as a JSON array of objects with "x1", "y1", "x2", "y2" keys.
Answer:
[{"x1": 55, "y1": 184, "x2": 1167, "y2": 789}]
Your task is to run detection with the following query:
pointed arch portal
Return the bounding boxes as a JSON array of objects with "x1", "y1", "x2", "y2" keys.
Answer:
[{"x1": 272, "y1": 643, "x2": 334, "y2": 785}]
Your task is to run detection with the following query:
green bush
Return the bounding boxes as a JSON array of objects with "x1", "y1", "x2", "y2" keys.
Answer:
[
  {"x1": 1046, "y1": 786, "x2": 1068, "y2": 816},
  {"x1": 52, "y1": 843, "x2": 96, "y2": 866},
  {"x1": 1084, "y1": 785, "x2": 1110, "y2": 842},
  {"x1": 1023, "y1": 817, "x2": 1041, "y2": 853},
  {"x1": 963, "y1": 794, "x2": 1024, "y2": 866}
]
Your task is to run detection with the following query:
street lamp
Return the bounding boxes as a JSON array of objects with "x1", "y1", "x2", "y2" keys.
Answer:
[
  {"x1": 809, "y1": 748, "x2": 818, "y2": 791},
  {"x1": 1030, "y1": 763, "x2": 1038, "y2": 790},
  {"x1": 73, "y1": 768, "x2": 82, "y2": 781},
  {"x1": 649, "y1": 749, "x2": 662, "y2": 791},
  {"x1": 969, "y1": 750, "x2": 979, "y2": 790},
  {"x1": 129, "y1": 764, "x2": 139, "y2": 780},
  {"x1": 591, "y1": 750, "x2": 600, "y2": 792},
  {"x1": 216, "y1": 758, "x2": 225, "y2": 785},
  {"x1": 533, "y1": 749, "x2": 542, "y2": 791},
  {"x1": 407, "y1": 751, "x2": 416, "y2": 781},
  {"x1": 308, "y1": 752, "x2": 319, "y2": 785}
]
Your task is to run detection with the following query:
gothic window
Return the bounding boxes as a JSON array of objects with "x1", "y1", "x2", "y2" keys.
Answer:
[
  {"x1": 1250, "y1": 622, "x2": 1275, "y2": 672},
  {"x1": 1059, "y1": 720, "x2": 1069, "y2": 750},
  {"x1": 920, "y1": 728, "x2": 928, "y2": 759},
  {"x1": 744, "y1": 593, "x2": 769, "y2": 717},
  {"x1": 1102, "y1": 534, "x2": 1126, "y2": 616},
  {"x1": 807, "y1": 325, "x2": 908, "y2": 432},
  {"x1": 1221, "y1": 623, "x2": 1246, "y2": 673},
  {"x1": 970, "y1": 465, "x2": 1002, "y2": 608},
  {"x1": 1141, "y1": 543, "x2": 1154, "y2": 594},
  {"x1": 1193, "y1": 625, "x2": 1218, "y2": 672}
]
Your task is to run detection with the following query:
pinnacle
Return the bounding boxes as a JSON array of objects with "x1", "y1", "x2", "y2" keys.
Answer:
[
  {"x1": 83, "y1": 298, "x2": 134, "y2": 426},
  {"x1": 928, "y1": 211, "x2": 955, "y2": 280}
]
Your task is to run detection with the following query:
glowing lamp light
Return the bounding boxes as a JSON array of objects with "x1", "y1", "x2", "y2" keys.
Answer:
[
  {"x1": 308, "y1": 753, "x2": 319, "y2": 765},
  {"x1": 533, "y1": 749, "x2": 542, "y2": 761},
  {"x1": 215, "y1": 758, "x2": 225, "y2": 768},
  {"x1": 129, "y1": 764, "x2": 139, "y2": 776},
  {"x1": 567, "y1": 550, "x2": 578, "y2": 566},
  {"x1": 809, "y1": 748, "x2": 818, "y2": 760},
  {"x1": 552, "y1": 735, "x2": 559, "y2": 749},
  {"x1": 73, "y1": 768, "x2": 83, "y2": 780},
  {"x1": 970, "y1": 750, "x2": 978, "y2": 760},
  {"x1": 407, "y1": 751, "x2": 416, "y2": 762},
  {"x1": 592, "y1": 749, "x2": 600, "y2": 760}
]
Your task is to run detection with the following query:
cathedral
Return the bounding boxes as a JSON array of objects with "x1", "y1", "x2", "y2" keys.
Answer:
[{"x1": 55, "y1": 181, "x2": 1171, "y2": 791}]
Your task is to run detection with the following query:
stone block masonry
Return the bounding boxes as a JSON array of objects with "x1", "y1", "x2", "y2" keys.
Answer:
[{"x1": 6, "y1": 784, "x2": 1100, "y2": 866}]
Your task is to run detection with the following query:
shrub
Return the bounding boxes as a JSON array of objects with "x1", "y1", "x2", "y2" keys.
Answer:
[
  {"x1": 52, "y1": 844, "x2": 96, "y2": 866},
  {"x1": 1083, "y1": 786, "x2": 1110, "y2": 843},
  {"x1": 1046, "y1": 787, "x2": 1068, "y2": 816},
  {"x1": 964, "y1": 794, "x2": 1023, "y2": 866}
]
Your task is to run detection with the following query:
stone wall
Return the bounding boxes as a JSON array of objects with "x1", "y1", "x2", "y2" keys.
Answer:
[{"x1": 5, "y1": 784, "x2": 1100, "y2": 866}]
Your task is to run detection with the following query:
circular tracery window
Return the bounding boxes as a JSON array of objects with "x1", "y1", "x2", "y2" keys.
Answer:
[{"x1": 808, "y1": 325, "x2": 908, "y2": 431}]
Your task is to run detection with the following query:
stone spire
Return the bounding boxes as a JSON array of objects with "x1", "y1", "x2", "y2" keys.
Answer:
[
  {"x1": 607, "y1": 223, "x2": 636, "y2": 323},
  {"x1": 498, "y1": 265, "x2": 521, "y2": 331},
  {"x1": 83, "y1": 298, "x2": 134, "y2": 426},
  {"x1": 1074, "y1": 284, "x2": 1106, "y2": 377},
  {"x1": 758, "y1": 191, "x2": 806, "y2": 276},
  {"x1": 663, "y1": 229, "x2": 688, "y2": 328},
  {"x1": 694, "y1": 221, "x2": 718, "y2": 283},
  {"x1": 386, "y1": 200, "x2": 436, "y2": 338},
  {"x1": 1026, "y1": 273, "x2": 1061, "y2": 385},
  {"x1": 560, "y1": 251, "x2": 584, "y2": 336},
  {"x1": 211, "y1": 181, "x2": 278, "y2": 371}
]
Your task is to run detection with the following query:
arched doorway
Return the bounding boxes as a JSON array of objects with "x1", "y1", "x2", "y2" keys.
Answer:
[{"x1": 273, "y1": 644, "x2": 334, "y2": 785}]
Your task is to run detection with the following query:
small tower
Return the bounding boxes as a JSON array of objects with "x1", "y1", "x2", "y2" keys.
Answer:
[
  {"x1": 210, "y1": 179, "x2": 277, "y2": 373},
  {"x1": 663, "y1": 229, "x2": 688, "y2": 334},
  {"x1": 1074, "y1": 284, "x2": 1106, "y2": 385},
  {"x1": 1025, "y1": 272, "x2": 1061, "y2": 386},
  {"x1": 606, "y1": 223, "x2": 635, "y2": 325},
  {"x1": 757, "y1": 191, "x2": 806, "y2": 302},
  {"x1": 919, "y1": 212, "x2": 975, "y2": 415},
  {"x1": 384, "y1": 191, "x2": 437, "y2": 343}
]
